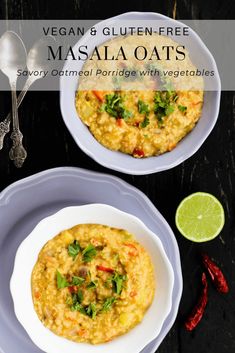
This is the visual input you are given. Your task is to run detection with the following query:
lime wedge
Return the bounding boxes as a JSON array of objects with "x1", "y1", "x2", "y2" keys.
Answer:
[{"x1": 175, "y1": 192, "x2": 225, "y2": 242}]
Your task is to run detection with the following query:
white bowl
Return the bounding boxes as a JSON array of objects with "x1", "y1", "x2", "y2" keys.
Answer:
[
  {"x1": 10, "y1": 204, "x2": 174, "y2": 353},
  {"x1": 60, "y1": 11, "x2": 221, "y2": 175}
]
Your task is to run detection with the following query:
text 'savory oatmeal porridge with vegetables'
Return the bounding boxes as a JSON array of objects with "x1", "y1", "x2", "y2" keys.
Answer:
[{"x1": 31, "y1": 224, "x2": 155, "y2": 344}]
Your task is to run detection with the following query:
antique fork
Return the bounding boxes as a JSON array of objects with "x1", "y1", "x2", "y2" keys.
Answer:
[{"x1": 0, "y1": 31, "x2": 27, "y2": 168}]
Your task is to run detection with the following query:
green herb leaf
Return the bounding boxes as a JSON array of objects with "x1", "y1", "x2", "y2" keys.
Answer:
[
  {"x1": 87, "y1": 281, "x2": 97, "y2": 290},
  {"x1": 72, "y1": 276, "x2": 85, "y2": 286},
  {"x1": 70, "y1": 294, "x2": 97, "y2": 319},
  {"x1": 68, "y1": 240, "x2": 81, "y2": 260},
  {"x1": 112, "y1": 273, "x2": 127, "y2": 295},
  {"x1": 122, "y1": 109, "x2": 133, "y2": 120},
  {"x1": 104, "y1": 277, "x2": 113, "y2": 288},
  {"x1": 56, "y1": 270, "x2": 69, "y2": 289},
  {"x1": 173, "y1": 94, "x2": 179, "y2": 102},
  {"x1": 77, "y1": 289, "x2": 83, "y2": 303},
  {"x1": 72, "y1": 293, "x2": 78, "y2": 304},
  {"x1": 102, "y1": 297, "x2": 117, "y2": 312},
  {"x1": 70, "y1": 290, "x2": 84, "y2": 311},
  {"x1": 101, "y1": 93, "x2": 133, "y2": 120},
  {"x1": 154, "y1": 91, "x2": 176, "y2": 126},
  {"x1": 82, "y1": 244, "x2": 97, "y2": 263},
  {"x1": 165, "y1": 105, "x2": 175, "y2": 116},
  {"x1": 140, "y1": 116, "x2": 150, "y2": 128},
  {"x1": 138, "y1": 100, "x2": 150, "y2": 116},
  {"x1": 178, "y1": 105, "x2": 187, "y2": 113},
  {"x1": 71, "y1": 302, "x2": 86, "y2": 314},
  {"x1": 86, "y1": 303, "x2": 97, "y2": 319}
]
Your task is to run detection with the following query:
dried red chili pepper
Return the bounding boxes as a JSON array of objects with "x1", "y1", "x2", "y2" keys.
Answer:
[
  {"x1": 185, "y1": 272, "x2": 208, "y2": 331},
  {"x1": 202, "y1": 254, "x2": 229, "y2": 294}
]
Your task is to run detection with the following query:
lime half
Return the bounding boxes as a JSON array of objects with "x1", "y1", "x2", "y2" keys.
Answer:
[{"x1": 175, "y1": 192, "x2": 225, "y2": 242}]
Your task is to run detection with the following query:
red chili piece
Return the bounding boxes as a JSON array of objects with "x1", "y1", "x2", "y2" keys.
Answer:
[
  {"x1": 185, "y1": 272, "x2": 208, "y2": 331},
  {"x1": 202, "y1": 254, "x2": 229, "y2": 294},
  {"x1": 116, "y1": 118, "x2": 123, "y2": 127},
  {"x1": 96, "y1": 265, "x2": 114, "y2": 273},
  {"x1": 68, "y1": 286, "x2": 78, "y2": 294},
  {"x1": 133, "y1": 148, "x2": 145, "y2": 158}
]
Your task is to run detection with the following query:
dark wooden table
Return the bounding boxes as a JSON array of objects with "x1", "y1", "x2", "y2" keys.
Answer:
[{"x1": 0, "y1": 1, "x2": 235, "y2": 352}]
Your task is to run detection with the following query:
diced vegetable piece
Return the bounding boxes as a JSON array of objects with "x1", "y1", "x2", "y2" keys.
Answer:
[
  {"x1": 133, "y1": 148, "x2": 145, "y2": 158},
  {"x1": 97, "y1": 265, "x2": 114, "y2": 273},
  {"x1": 92, "y1": 90, "x2": 105, "y2": 102}
]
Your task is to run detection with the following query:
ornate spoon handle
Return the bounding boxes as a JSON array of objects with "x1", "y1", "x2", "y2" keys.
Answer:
[
  {"x1": 9, "y1": 129, "x2": 27, "y2": 168},
  {"x1": 0, "y1": 117, "x2": 10, "y2": 150},
  {"x1": 0, "y1": 78, "x2": 32, "y2": 150},
  {"x1": 9, "y1": 80, "x2": 27, "y2": 168}
]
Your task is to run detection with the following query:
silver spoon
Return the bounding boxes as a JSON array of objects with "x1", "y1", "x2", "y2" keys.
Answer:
[
  {"x1": 0, "y1": 36, "x2": 56, "y2": 153},
  {"x1": 0, "y1": 31, "x2": 27, "y2": 167}
]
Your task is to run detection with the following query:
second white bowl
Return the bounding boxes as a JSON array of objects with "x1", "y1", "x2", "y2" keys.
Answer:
[{"x1": 10, "y1": 204, "x2": 174, "y2": 353}]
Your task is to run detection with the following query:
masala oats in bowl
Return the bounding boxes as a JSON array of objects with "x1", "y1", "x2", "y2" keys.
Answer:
[
  {"x1": 31, "y1": 224, "x2": 155, "y2": 344},
  {"x1": 10, "y1": 204, "x2": 174, "y2": 353},
  {"x1": 75, "y1": 33, "x2": 204, "y2": 159},
  {"x1": 60, "y1": 12, "x2": 221, "y2": 174}
]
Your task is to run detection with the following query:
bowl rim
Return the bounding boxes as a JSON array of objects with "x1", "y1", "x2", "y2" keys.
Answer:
[
  {"x1": 60, "y1": 11, "x2": 221, "y2": 175},
  {"x1": 10, "y1": 203, "x2": 174, "y2": 353}
]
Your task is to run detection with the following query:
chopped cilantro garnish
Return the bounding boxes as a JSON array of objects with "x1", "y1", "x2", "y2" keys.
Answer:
[
  {"x1": 138, "y1": 100, "x2": 150, "y2": 128},
  {"x1": 57, "y1": 272, "x2": 84, "y2": 289},
  {"x1": 71, "y1": 293, "x2": 78, "y2": 304},
  {"x1": 70, "y1": 292, "x2": 97, "y2": 319},
  {"x1": 71, "y1": 290, "x2": 84, "y2": 311},
  {"x1": 82, "y1": 244, "x2": 97, "y2": 263},
  {"x1": 138, "y1": 100, "x2": 150, "y2": 116},
  {"x1": 71, "y1": 301, "x2": 97, "y2": 319},
  {"x1": 72, "y1": 276, "x2": 85, "y2": 286},
  {"x1": 71, "y1": 302, "x2": 86, "y2": 314},
  {"x1": 178, "y1": 105, "x2": 187, "y2": 113},
  {"x1": 102, "y1": 297, "x2": 117, "y2": 312},
  {"x1": 68, "y1": 240, "x2": 81, "y2": 260},
  {"x1": 140, "y1": 116, "x2": 150, "y2": 128},
  {"x1": 87, "y1": 281, "x2": 97, "y2": 290},
  {"x1": 112, "y1": 273, "x2": 127, "y2": 295},
  {"x1": 165, "y1": 105, "x2": 175, "y2": 116},
  {"x1": 104, "y1": 276, "x2": 113, "y2": 288},
  {"x1": 77, "y1": 289, "x2": 83, "y2": 303},
  {"x1": 86, "y1": 303, "x2": 97, "y2": 319},
  {"x1": 101, "y1": 93, "x2": 132, "y2": 120},
  {"x1": 154, "y1": 91, "x2": 176, "y2": 126},
  {"x1": 173, "y1": 94, "x2": 179, "y2": 102},
  {"x1": 122, "y1": 108, "x2": 133, "y2": 120},
  {"x1": 56, "y1": 270, "x2": 69, "y2": 289}
]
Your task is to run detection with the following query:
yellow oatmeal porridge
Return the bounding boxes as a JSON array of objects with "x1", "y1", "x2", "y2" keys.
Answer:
[
  {"x1": 31, "y1": 224, "x2": 155, "y2": 344},
  {"x1": 75, "y1": 34, "x2": 203, "y2": 158}
]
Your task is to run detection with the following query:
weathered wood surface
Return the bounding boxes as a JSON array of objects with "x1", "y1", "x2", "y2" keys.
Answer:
[{"x1": 0, "y1": 1, "x2": 235, "y2": 352}]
